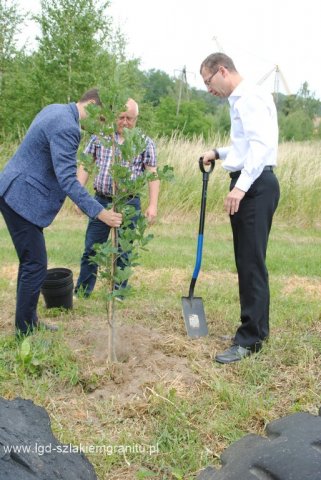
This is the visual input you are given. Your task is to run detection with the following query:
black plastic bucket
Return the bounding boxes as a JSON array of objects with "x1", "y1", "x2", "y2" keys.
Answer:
[{"x1": 41, "y1": 268, "x2": 73, "y2": 309}]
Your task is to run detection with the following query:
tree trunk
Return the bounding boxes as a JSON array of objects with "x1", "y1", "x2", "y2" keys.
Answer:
[
  {"x1": 107, "y1": 135, "x2": 117, "y2": 362},
  {"x1": 107, "y1": 231, "x2": 117, "y2": 362}
]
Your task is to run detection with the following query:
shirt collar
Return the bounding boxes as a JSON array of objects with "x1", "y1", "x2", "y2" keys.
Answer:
[
  {"x1": 68, "y1": 102, "x2": 79, "y2": 122},
  {"x1": 228, "y1": 79, "x2": 248, "y2": 107}
]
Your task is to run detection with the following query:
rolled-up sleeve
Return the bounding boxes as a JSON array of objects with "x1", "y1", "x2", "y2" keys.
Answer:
[
  {"x1": 142, "y1": 138, "x2": 157, "y2": 167},
  {"x1": 84, "y1": 135, "x2": 98, "y2": 155}
]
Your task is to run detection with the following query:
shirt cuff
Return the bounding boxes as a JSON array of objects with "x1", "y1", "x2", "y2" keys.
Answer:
[
  {"x1": 217, "y1": 147, "x2": 229, "y2": 160},
  {"x1": 235, "y1": 172, "x2": 253, "y2": 192}
]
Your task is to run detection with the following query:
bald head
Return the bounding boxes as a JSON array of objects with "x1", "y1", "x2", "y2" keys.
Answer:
[
  {"x1": 117, "y1": 98, "x2": 139, "y2": 136},
  {"x1": 126, "y1": 98, "x2": 139, "y2": 116}
]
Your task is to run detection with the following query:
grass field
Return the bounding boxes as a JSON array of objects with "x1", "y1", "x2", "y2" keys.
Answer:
[{"x1": 0, "y1": 137, "x2": 321, "y2": 479}]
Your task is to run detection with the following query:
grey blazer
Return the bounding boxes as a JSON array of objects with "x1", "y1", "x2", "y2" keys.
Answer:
[{"x1": 0, "y1": 102, "x2": 102, "y2": 227}]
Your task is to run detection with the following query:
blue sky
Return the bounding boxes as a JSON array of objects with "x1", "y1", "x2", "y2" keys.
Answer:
[{"x1": 18, "y1": 0, "x2": 321, "y2": 99}]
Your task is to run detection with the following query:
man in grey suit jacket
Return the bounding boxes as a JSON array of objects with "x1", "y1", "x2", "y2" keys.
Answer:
[{"x1": 0, "y1": 88, "x2": 122, "y2": 335}]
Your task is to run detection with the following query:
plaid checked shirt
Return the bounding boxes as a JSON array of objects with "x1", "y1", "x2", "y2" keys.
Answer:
[{"x1": 84, "y1": 133, "x2": 157, "y2": 196}]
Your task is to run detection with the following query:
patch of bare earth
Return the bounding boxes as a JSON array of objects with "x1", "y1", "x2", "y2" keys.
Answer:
[
  {"x1": 0, "y1": 263, "x2": 18, "y2": 282},
  {"x1": 66, "y1": 318, "x2": 208, "y2": 405},
  {"x1": 282, "y1": 275, "x2": 321, "y2": 298}
]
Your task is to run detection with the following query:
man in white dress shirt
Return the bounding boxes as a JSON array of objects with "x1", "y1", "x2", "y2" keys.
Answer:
[{"x1": 201, "y1": 52, "x2": 280, "y2": 364}]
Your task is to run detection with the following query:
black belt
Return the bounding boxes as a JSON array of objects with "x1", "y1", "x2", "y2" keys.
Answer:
[
  {"x1": 95, "y1": 192, "x2": 112, "y2": 200},
  {"x1": 229, "y1": 166, "x2": 273, "y2": 179},
  {"x1": 95, "y1": 192, "x2": 138, "y2": 200}
]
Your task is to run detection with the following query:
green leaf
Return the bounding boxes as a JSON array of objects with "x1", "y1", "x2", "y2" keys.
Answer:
[
  {"x1": 20, "y1": 338, "x2": 31, "y2": 361},
  {"x1": 113, "y1": 267, "x2": 132, "y2": 283}
]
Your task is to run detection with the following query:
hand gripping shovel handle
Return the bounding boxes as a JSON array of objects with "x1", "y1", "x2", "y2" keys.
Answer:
[{"x1": 188, "y1": 158, "x2": 215, "y2": 299}]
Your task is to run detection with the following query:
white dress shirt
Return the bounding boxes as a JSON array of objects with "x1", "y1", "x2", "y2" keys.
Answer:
[{"x1": 217, "y1": 80, "x2": 278, "y2": 192}]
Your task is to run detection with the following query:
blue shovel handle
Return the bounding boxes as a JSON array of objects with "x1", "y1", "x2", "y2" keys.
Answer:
[
  {"x1": 188, "y1": 158, "x2": 215, "y2": 299},
  {"x1": 192, "y1": 234, "x2": 204, "y2": 281}
]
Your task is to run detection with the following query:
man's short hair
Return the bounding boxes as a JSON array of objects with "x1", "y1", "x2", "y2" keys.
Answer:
[
  {"x1": 200, "y1": 53, "x2": 237, "y2": 74},
  {"x1": 79, "y1": 88, "x2": 102, "y2": 106}
]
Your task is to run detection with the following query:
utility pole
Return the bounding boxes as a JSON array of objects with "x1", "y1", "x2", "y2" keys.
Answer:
[{"x1": 174, "y1": 65, "x2": 194, "y2": 115}]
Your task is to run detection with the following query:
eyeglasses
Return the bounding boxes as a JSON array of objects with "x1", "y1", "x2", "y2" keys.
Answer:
[
  {"x1": 204, "y1": 68, "x2": 220, "y2": 87},
  {"x1": 118, "y1": 114, "x2": 137, "y2": 123}
]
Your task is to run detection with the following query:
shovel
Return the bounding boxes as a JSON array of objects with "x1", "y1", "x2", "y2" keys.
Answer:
[{"x1": 182, "y1": 157, "x2": 215, "y2": 338}]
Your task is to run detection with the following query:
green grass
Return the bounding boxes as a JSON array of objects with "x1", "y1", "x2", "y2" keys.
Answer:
[
  {"x1": 0, "y1": 137, "x2": 321, "y2": 479},
  {"x1": 0, "y1": 210, "x2": 320, "y2": 479}
]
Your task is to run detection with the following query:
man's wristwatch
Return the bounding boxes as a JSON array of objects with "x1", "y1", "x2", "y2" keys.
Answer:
[{"x1": 213, "y1": 149, "x2": 220, "y2": 160}]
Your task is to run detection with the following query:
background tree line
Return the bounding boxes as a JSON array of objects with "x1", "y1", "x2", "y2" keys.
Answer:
[{"x1": 1, "y1": 0, "x2": 321, "y2": 142}]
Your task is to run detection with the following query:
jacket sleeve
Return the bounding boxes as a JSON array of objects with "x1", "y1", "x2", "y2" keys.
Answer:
[{"x1": 49, "y1": 128, "x2": 103, "y2": 218}]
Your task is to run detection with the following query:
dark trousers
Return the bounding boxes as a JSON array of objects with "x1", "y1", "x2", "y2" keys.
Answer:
[
  {"x1": 75, "y1": 195, "x2": 141, "y2": 297},
  {"x1": 0, "y1": 196, "x2": 47, "y2": 333},
  {"x1": 230, "y1": 171, "x2": 280, "y2": 350}
]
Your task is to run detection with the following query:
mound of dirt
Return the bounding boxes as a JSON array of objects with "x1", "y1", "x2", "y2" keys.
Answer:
[{"x1": 66, "y1": 321, "x2": 202, "y2": 404}]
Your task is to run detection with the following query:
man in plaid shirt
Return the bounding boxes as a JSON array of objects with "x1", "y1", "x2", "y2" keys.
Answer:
[{"x1": 75, "y1": 98, "x2": 159, "y2": 298}]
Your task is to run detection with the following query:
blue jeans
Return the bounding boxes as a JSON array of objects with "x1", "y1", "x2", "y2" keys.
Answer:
[
  {"x1": 75, "y1": 195, "x2": 141, "y2": 297},
  {"x1": 0, "y1": 196, "x2": 47, "y2": 333}
]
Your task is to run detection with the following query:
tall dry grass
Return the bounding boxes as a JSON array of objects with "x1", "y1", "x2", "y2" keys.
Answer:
[
  {"x1": 1, "y1": 136, "x2": 320, "y2": 226},
  {"x1": 155, "y1": 135, "x2": 321, "y2": 227}
]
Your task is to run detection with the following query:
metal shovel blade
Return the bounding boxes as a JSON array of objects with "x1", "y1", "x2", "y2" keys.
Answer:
[{"x1": 181, "y1": 296, "x2": 208, "y2": 338}]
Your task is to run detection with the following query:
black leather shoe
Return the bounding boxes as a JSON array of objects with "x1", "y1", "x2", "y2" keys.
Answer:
[{"x1": 215, "y1": 344, "x2": 252, "y2": 364}]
